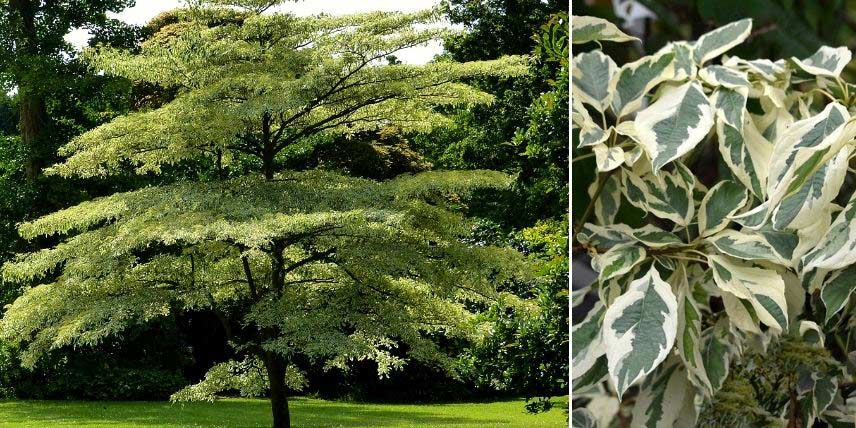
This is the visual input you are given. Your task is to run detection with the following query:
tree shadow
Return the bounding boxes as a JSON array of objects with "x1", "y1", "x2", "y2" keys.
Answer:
[{"x1": 0, "y1": 398, "x2": 519, "y2": 428}]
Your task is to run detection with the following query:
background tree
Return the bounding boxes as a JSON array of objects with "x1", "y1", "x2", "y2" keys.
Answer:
[
  {"x1": 0, "y1": 3, "x2": 531, "y2": 428},
  {"x1": 0, "y1": 0, "x2": 135, "y2": 182},
  {"x1": 414, "y1": 0, "x2": 566, "y2": 216},
  {"x1": 0, "y1": 1, "x2": 198, "y2": 400},
  {"x1": 415, "y1": 3, "x2": 569, "y2": 412}
]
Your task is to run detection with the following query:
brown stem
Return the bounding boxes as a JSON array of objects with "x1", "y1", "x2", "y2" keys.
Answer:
[
  {"x1": 786, "y1": 386, "x2": 800, "y2": 428},
  {"x1": 241, "y1": 254, "x2": 259, "y2": 299},
  {"x1": 572, "y1": 171, "x2": 611, "y2": 240}
]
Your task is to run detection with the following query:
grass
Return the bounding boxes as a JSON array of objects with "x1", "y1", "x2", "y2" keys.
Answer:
[{"x1": 0, "y1": 397, "x2": 567, "y2": 428}]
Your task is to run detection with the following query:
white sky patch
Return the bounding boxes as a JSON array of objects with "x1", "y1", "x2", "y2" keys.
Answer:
[{"x1": 64, "y1": 0, "x2": 446, "y2": 64}]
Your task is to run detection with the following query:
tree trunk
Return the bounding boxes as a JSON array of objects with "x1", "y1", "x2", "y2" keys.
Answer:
[
  {"x1": 9, "y1": 0, "x2": 47, "y2": 183},
  {"x1": 262, "y1": 155, "x2": 275, "y2": 180},
  {"x1": 20, "y1": 92, "x2": 47, "y2": 181},
  {"x1": 262, "y1": 352, "x2": 290, "y2": 428}
]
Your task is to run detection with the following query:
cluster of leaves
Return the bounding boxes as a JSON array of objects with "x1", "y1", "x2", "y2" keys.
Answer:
[
  {"x1": 513, "y1": 12, "x2": 570, "y2": 221},
  {"x1": 0, "y1": 2, "x2": 177, "y2": 399},
  {"x1": 56, "y1": 6, "x2": 528, "y2": 179},
  {"x1": 571, "y1": 15, "x2": 856, "y2": 427},
  {"x1": 696, "y1": 334, "x2": 843, "y2": 427},
  {"x1": 413, "y1": 0, "x2": 567, "y2": 223},
  {"x1": 442, "y1": 7, "x2": 569, "y2": 412},
  {"x1": 457, "y1": 218, "x2": 568, "y2": 411},
  {"x1": 0, "y1": 170, "x2": 525, "y2": 371},
  {"x1": 171, "y1": 356, "x2": 304, "y2": 402},
  {"x1": 578, "y1": 0, "x2": 856, "y2": 62}
]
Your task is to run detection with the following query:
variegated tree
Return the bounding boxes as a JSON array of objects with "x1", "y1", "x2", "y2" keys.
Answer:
[
  {"x1": 572, "y1": 16, "x2": 856, "y2": 427},
  {"x1": 0, "y1": 3, "x2": 531, "y2": 428}
]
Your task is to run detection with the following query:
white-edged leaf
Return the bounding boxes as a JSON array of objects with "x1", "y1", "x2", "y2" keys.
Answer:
[
  {"x1": 614, "y1": 120, "x2": 640, "y2": 142},
  {"x1": 591, "y1": 173, "x2": 622, "y2": 225},
  {"x1": 793, "y1": 203, "x2": 837, "y2": 265},
  {"x1": 572, "y1": 301, "x2": 606, "y2": 379},
  {"x1": 796, "y1": 370, "x2": 838, "y2": 427},
  {"x1": 629, "y1": 224, "x2": 684, "y2": 248},
  {"x1": 803, "y1": 268, "x2": 831, "y2": 295},
  {"x1": 716, "y1": 108, "x2": 772, "y2": 198},
  {"x1": 701, "y1": 319, "x2": 733, "y2": 393},
  {"x1": 663, "y1": 42, "x2": 696, "y2": 80},
  {"x1": 692, "y1": 18, "x2": 752, "y2": 64},
  {"x1": 624, "y1": 144, "x2": 644, "y2": 167},
  {"x1": 572, "y1": 15, "x2": 639, "y2": 44},
  {"x1": 594, "y1": 143, "x2": 625, "y2": 172},
  {"x1": 610, "y1": 52, "x2": 676, "y2": 118},
  {"x1": 573, "y1": 355, "x2": 609, "y2": 390},
  {"x1": 573, "y1": 51, "x2": 617, "y2": 112},
  {"x1": 621, "y1": 163, "x2": 696, "y2": 226},
  {"x1": 579, "y1": 119, "x2": 611, "y2": 148},
  {"x1": 653, "y1": 255, "x2": 677, "y2": 271},
  {"x1": 600, "y1": 269, "x2": 634, "y2": 308},
  {"x1": 771, "y1": 146, "x2": 850, "y2": 230},
  {"x1": 708, "y1": 255, "x2": 788, "y2": 332},
  {"x1": 821, "y1": 265, "x2": 856, "y2": 323},
  {"x1": 732, "y1": 200, "x2": 770, "y2": 229},
  {"x1": 707, "y1": 229, "x2": 787, "y2": 265},
  {"x1": 767, "y1": 103, "x2": 849, "y2": 212},
  {"x1": 613, "y1": 123, "x2": 645, "y2": 166},
  {"x1": 593, "y1": 244, "x2": 646, "y2": 282},
  {"x1": 571, "y1": 408, "x2": 598, "y2": 428},
  {"x1": 573, "y1": 96, "x2": 592, "y2": 128},
  {"x1": 631, "y1": 355, "x2": 696, "y2": 428},
  {"x1": 782, "y1": 271, "x2": 805, "y2": 327},
  {"x1": 673, "y1": 265, "x2": 713, "y2": 394},
  {"x1": 761, "y1": 83, "x2": 786, "y2": 108},
  {"x1": 577, "y1": 223, "x2": 635, "y2": 251},
  {"x1": 603, "y1": 267, "x2": 678, "y2": 399},
  {"x1": 820, "y1": 406, "x2": 856, "y2": 428},
  {"x1": 721, "y1": 291, "x2": 761, "y2": 333},
  {"x1": 587, "y1": 396, "x2": 620, "y2": 428},
  {"x1": 698, "y1": 180, "x2": 748, "y2": 237},
  {"x1": 758, "y1": 228, "x2": 799, "y2": 266},
  {"x1": 699, "y1": 65, "x2": 750, "y2": 89},
  {"x1": 635, "y1": 81, "x2": 714, "y2": 171},
  {"x1": 792, "y1": 46, "x2": 852, "y2": 78},
  {"x1": 712, "y1": 87, "x2": 748, "y2": 131},
  {"x1": 733, "y1": 58, "x2": 785, "y2": 81},
  {"x1": 799, "y1": 320, "x2": 826, "y2": 347},
  {"x1": 797, "y1": 95, "x2": 813, "y2": 119},
  {"x1": 755, "y1": 101, "x2": 794, "y2": 143},
  {"x1": 802, "y1": 191, "x2": 856, "y2": 272}
]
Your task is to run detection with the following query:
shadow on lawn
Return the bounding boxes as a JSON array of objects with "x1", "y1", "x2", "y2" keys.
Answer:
[{"x1": 0, "y1": 398, "x2": 508, "y2": 428}]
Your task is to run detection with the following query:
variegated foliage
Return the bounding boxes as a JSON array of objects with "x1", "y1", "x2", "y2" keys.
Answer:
[{"x1": 573, "y1": 15, "x2": 856, "y2": 427}]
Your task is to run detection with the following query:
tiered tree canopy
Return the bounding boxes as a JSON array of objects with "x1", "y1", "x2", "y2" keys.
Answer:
[{"x1": 0, "y1": 3, "x2": 531, "y2": 426}]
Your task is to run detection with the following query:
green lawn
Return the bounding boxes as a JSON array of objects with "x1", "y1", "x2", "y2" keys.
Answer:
[{"x1": 0, "y1": 397, "x2": 567, "y2": 428}]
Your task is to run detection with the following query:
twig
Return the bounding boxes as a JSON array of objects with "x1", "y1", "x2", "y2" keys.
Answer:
[{"x1": 572, "y1": 170, "x2": 614, "y2": 240}]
